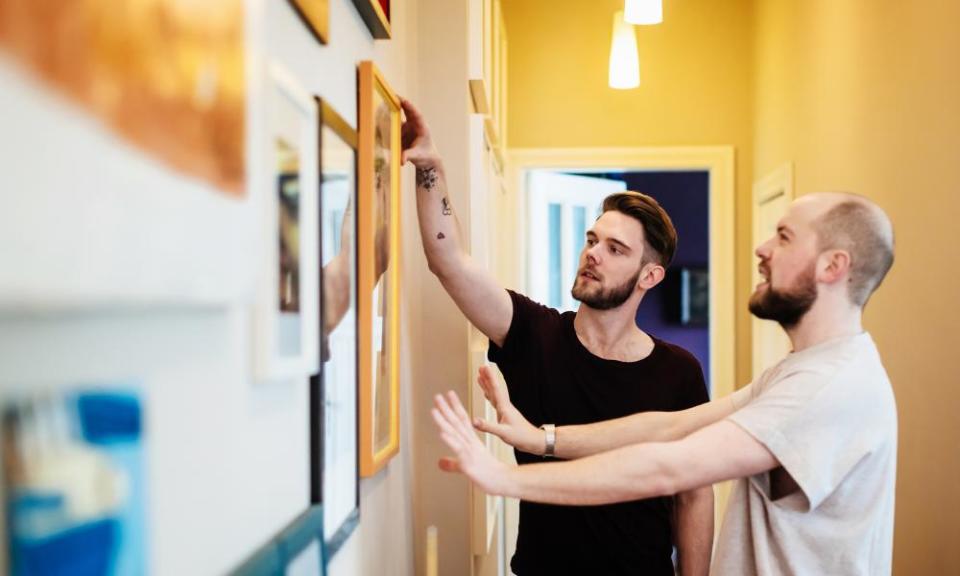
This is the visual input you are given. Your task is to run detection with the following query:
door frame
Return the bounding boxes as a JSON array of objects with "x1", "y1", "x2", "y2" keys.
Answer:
[
  {"x1": 507, "y1": 147, "x2": 736, "y2": 402},
  {"x1": 751, "y1": 162, "x2": 795, "y2": 379}
]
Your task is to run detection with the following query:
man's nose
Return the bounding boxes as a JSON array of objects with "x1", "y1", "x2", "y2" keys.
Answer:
[
  {"x1": 585, "y1": 245, "x2": 601, "y2": 265},
  {"x1": 755, "y1": 238, "x2": 772, "y2": 259}
]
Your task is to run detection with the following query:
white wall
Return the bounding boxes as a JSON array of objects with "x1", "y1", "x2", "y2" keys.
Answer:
[{"x1": 0, "y1": 0, "x2": 427, "y2": 573}]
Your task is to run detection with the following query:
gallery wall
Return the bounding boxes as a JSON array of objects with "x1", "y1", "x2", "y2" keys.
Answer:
[
  {"x1": 752, "y1": 1, "x2": 960, "y2": 572},
  {"x1": 0, "y1": 0, "x2": 446, "y2": 573}
]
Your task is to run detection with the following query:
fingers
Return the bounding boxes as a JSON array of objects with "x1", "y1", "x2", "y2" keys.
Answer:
[
  {"x1": 438, "y1": 456, "x2": 461, "y2": 473},
  {"x1": 477, "y1": 366, "x2": 497, "y2": 407},
  {"x1": 478, "y1": 366, "x2": 513, "y2": 413},
  {"x1": 434, "y1": 393, "x2": 474, "y2": 445},
  {"x1": 447, "y1": 390, "x2": 471, "y2": 425},
  {"x1": 431, "y1": 407, "x2": 464, "y2": 450},
  {"x1": 399, "y1": 97, "x2": 425, "y2": 127},
  {"x1": 473, "y1": 417, "x2": 510, "y2": 440}
]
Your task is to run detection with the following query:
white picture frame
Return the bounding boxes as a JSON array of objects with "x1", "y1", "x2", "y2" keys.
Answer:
[{"x1": 255, "y1": 63, "x2": 320, "y2": 382}]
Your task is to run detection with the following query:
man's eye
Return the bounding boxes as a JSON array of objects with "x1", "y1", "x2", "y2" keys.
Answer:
[{"x1": 610, "y1": 246, "x2": 621, "y2": 255}]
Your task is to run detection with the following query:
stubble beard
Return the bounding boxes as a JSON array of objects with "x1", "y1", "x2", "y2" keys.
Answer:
[{"x1": 571, "y1": 268, "x2": 640, "y2": 311}]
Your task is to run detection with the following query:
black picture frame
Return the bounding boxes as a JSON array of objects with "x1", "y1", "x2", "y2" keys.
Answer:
[
  {"x1": 351, "y1": 0, "x2": 391, "y2": 39},
  {"x1": 662, "y1": 266, "x2": 710, "y2": 326},
  {"x1": 312, "y1": 98, "x2": 361, "y2": 559}
]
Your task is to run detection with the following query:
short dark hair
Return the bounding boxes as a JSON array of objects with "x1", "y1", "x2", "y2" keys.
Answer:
[
  {"x1": 814, "y1": 198, "x2": 895, "y2": 307},
  {"x1": 601, "y1": 191, "x2": 678, "y2": 267}
]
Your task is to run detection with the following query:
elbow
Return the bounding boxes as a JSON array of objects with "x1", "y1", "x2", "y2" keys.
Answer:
[
  {"x1": 426, "y1": 257, "x2": 443, "y2": 278},
  {"x1": 427, "y1": 252, "x2": 465, "y2": 282},
  {"x1": 659, "y1": 470, "x2": 683, "y2": 498},
  {"x1": 642, "y1": 444, "x2": 686, "y2": 498},
  {"x1": 676, "y1": 484, "x2": 714, "y2": 506},
  {"x1": 427, "y1": 258, "x2": 455, "y2": 283}
]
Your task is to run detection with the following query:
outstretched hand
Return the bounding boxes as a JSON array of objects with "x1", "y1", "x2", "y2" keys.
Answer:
[
  {"x1": 431, "y1": 391, "x2": 516, "y2": 497},
  {"x1": 400, "y1": 97, "x2": 440, "y2": 167},
  {"x1": 473, "y1": 366, "x2": 544, "y2": 456}
]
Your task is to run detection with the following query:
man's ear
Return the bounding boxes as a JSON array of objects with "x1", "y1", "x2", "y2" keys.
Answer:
[
  {"x1": 818, "y1": 249, "x2": 851, "y2": 286},
  {"x1": 638, "y1": 262, "x2": 666, "y2": 291}
]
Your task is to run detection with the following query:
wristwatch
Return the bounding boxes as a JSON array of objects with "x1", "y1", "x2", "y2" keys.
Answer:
[{"x1": 540, "y1": 423, "x2": 556, "y2": 458}]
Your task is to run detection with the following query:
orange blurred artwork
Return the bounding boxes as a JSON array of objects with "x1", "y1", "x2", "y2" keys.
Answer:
[{"x1": 0, "y1": 0, "x2": 246, "y2": 196}]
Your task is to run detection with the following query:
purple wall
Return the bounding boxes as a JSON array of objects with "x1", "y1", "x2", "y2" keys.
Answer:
[{"x1": 579, "y1": 171, "x2": 712, "y2": 392}]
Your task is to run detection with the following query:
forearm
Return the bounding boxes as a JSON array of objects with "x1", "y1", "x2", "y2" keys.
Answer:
[
  {"x1": 674, "y1": 486, "x2": 714, "y2": 576},
  {"x1": 553, "y1": 397, "x2": 739, "y2": 460},
  {"x1": 411, "y1": 158, "x2": 512, "y2": 345},
  {"x1": 414, "y1": 159, "x2": 466, "y2": 276},
  {"x1": 505, "y1": 441, "x2": 680, "y2": 505},
  {"x1": 554, "y1": 411, "x2": 681, "y2": 459},
  {"x1": 322, "y1": 252, "x2": 351, "y2": 333}
]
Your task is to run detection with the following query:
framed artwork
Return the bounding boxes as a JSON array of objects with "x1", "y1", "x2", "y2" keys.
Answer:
[
  {"x1": 0, "y1": 0, "x2": 245, "y2": 195},
  {"x1": 255, "y1": 64, "x2": 320, "y2": 382},
  {"x1": 357, "y1": 61, "x2": 401, "y2": 477},
  {"x1": 231, "y1": 505, "x2": 326, "y2": 575},
  {"x1": 311, "y1": 98, "x2": 360, "y2": 557},
  {"x1": 662, "y1": 266, "x2": 710, "y2": 326},
  {"x1": 288, "y1": 0, "x2": 329, "y2": 45},
  {"x1": 351, "y1": 0, "x2": 391, "y2": 39},
  {"x1": 2, "y1": 387, "x2": 147, "y2": 575}
]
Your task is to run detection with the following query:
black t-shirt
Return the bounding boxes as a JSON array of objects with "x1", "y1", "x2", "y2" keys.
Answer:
[{"x1": 488, "y1": 291, "x2": 709, "y2": 576}]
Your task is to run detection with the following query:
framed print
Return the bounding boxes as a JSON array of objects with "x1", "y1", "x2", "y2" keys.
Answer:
[
  {"x1": 0, "y1": 0, "x2": 245, "y2": 195},
  {"x1": 288, "y1": 0, "x2": 329, "y2": 45},
  {"x1": 231, "y1": 505, "x2": 326, "y2": 575},
  {"x1": 255, "y1": 64, "x2": 320, "y2": 381},
  {"x1": 311, "y1": 98, "x2": 360, "y2": 557},
  {"x1": 2, "y1": 386, "x2": 147, "y2": 575},
  {"x1": 351, "y1": 0, "x2": 391, "y2": 39},
  {"x1": 357, "y1": 61, "x2": 401, "y2": 477}
]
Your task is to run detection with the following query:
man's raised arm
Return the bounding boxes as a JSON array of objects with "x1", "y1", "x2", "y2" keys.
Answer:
[{"x1": 401, "y1": 98, "x2": 512, "y2": 347}]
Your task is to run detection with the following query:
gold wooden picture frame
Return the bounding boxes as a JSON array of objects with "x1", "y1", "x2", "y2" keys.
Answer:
[
  {"x1": 351, "y1": 0, "x2": 391, "y2": 39},
  {"x1": 289, "y1": 0, "x2": 329, "y2": 44},
  {"x1": 357, "y1": 61, "x2": 401, "y2": 477}
]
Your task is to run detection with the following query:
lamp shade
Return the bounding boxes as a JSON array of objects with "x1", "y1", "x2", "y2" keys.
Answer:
[
  {"x1": 625, "y1": 0, "x2": 663, "y2": 25},
  {"x1": 608, "y1": 11, "x2": 640, "y2": 89}
]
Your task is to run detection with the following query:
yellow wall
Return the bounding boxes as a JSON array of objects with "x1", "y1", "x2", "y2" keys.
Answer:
[
  {"x1": 506, "y1": 0, "x2": 960, "y2": 572},
  {"x1": 754, "y1": 1, "x2": 960, "y2": 572},
  {"x1": 503, "y1": 0, "x2": 757, "y2": 387}
]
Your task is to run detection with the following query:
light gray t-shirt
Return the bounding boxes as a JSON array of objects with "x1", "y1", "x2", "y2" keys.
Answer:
[{"x1": 712, "y1": 333, "x2": 897, "y2": 576}]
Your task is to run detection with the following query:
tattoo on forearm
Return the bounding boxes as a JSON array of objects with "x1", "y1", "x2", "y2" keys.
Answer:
[
  {"x1": 417, "y1": 166, "x2": 438, "y2": 190},
  {"x1": 437, "y1": 232, "x2": 445, "y2": 240},
  {"x1": 441, "y1": 197, "x2": 452, "y2": 216}
]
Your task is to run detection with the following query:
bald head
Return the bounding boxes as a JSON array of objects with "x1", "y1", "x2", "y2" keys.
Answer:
[{"x1": 805, "y1": 192, "x2": 895, "y2": 307}]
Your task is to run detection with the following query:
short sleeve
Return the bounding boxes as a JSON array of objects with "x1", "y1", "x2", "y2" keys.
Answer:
[
  {"x1": 486, "y1": 290, "x2": 554, "y2": 367},
  {"x1": 727, "y1": 369, "x2": 878, "y2": 511},
  {"x1": 673, "y1": 351, "x2": 710, "y2": 411},
  {"x1": 728, "y1": 383, "x2": 755, "y2": 410}
]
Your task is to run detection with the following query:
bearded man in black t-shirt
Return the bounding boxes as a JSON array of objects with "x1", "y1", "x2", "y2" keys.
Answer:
[{"x1": 401, "y1": 99, "x2": 713, "y2": 576}]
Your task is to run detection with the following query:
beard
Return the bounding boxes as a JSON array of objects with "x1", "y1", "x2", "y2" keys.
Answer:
[
  {"x1": 571, "y1": 268, "x2": 640, "y2": 311},
  {"x1": 748, "y1": 261, "x2": 818, "y2": 328}
]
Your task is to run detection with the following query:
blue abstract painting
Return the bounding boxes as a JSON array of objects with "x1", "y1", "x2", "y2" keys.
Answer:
[{"x1": 3, "y1": 388, "x2": 147, "y2": 575}]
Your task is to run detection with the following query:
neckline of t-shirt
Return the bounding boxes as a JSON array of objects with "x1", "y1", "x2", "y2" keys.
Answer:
[
  {"x1": 784, "y1": 331, "x2": 871, "y2": 364},
  {"x1": 566, "y1": 313, "x2": 662, "y2": 366}
]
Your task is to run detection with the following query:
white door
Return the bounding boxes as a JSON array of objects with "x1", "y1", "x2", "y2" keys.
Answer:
[
  {"x1": 526, "y1": 171, "x2": 626, "y2": 311},
  {"x1": 752, "y1": 164, "x2": 795, "y2": 379}
]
